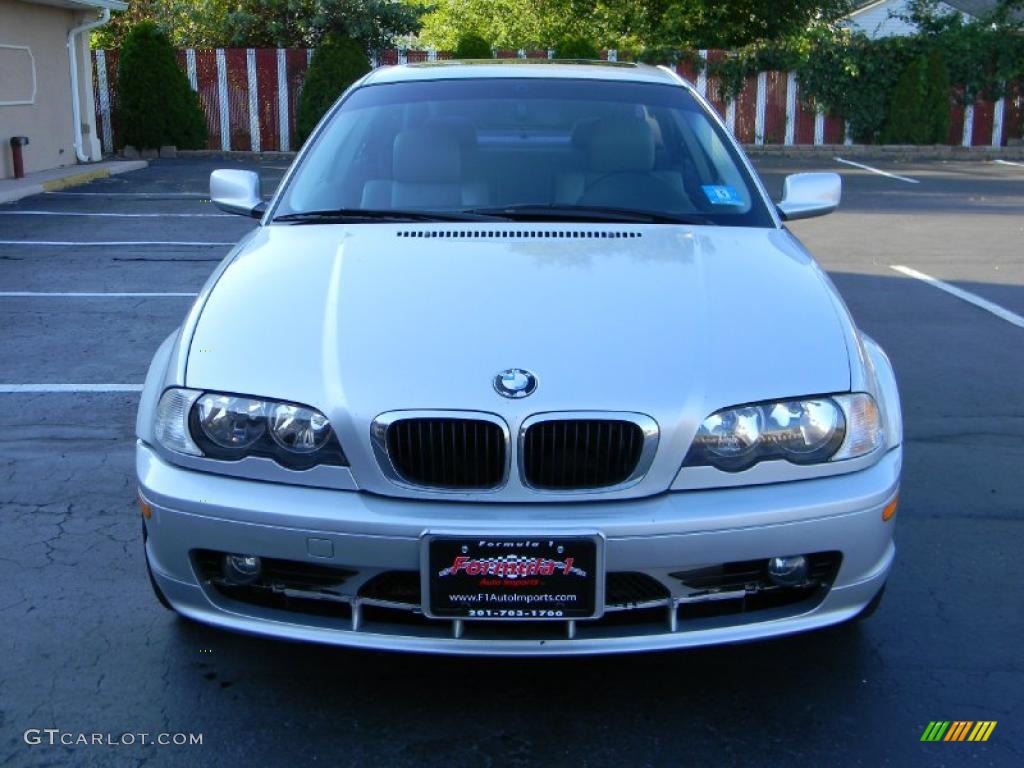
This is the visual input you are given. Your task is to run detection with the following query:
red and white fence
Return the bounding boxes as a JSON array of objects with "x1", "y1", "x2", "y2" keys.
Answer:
[{"x1": 91, "y1": 47, "x2": 1023, "y2": 152}]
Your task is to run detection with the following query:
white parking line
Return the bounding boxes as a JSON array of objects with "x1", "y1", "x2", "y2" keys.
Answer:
[
  {"x1": 0, "y1": 240, "x2": 234, "y2": 246},
  {"x1": 43, "y1": 191, "x2": 207, "y2": 199},
  {"x1": 0, "y1": 384, "x2": 143, "y2": 393},
  {"x1": 0, "y1": 210, "x2": 231, "y2": 218},
  {"x1": 993, "y1": 159, "x2": 1024, "y2": 168},
  {"x1": 891, "y1": 264, "x2": 1024, "y2": 329},
  {"x1": 0, "y1": 291, "x2": 197, "y2": 298},
  {"x1": 835, "y1": 157, "x2": 920, "y2": 184}
]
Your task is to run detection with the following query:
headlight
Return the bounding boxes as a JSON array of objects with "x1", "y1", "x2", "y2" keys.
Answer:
[
  {"x1": 197, "y1": 394, "x2": 266, "y2": 449},
  {"x1": 154, "y1": 388, "x2": 346, "y2": 470},
  {"x1": 702, "y1": 406, "x2": 762, "y2": 459},
  {"x1": 154, "y1": 388, "x2": 203, "y2": 456},
  {"x1": 831, "y1": 393, "x2": 884, "y2": 460},
  {"x1": 685, "y1": 393, "x2": 882, "y2": 472},
  {"x1": 267, "y1": 403, "x2": 332, "y2": 453}
]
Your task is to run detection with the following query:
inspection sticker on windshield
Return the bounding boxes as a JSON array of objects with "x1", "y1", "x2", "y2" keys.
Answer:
[{"x1": 702, "y1": 185, "x2": 744, "y2": 205}]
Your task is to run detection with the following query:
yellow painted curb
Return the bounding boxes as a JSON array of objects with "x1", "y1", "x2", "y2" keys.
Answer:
[{"x1": 41, "y1": 168, "x2": 111, "y2": 192}]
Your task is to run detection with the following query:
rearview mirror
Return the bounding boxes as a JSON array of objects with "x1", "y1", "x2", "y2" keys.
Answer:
[
  {"x1": 777, "y1": 172, "x2": 841, "y2": 221},
  {"x1": 210, "y1": 169, "x2": 265, "y2": 218}
]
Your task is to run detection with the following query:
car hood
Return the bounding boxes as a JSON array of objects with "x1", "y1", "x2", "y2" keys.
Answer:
[{"x1": 186, "y1": 223, "x2": 853, "y2": 490}]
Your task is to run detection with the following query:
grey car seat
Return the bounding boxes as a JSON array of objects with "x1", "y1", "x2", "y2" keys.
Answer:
[
  {"x1": 554, "y1": 116, "x2": 689, "y2": 208},
  {"x1": 361, "y1": 128, "x2": 487, "y2": 209}
]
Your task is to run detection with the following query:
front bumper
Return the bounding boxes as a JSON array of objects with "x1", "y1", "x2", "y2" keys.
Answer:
[{"x1": 138, "y1": 442, "x2": 899, "y2": 655}]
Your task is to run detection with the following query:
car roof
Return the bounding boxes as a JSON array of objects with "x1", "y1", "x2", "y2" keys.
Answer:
[{"x1": 361, "y1": 59, "x2": 685, "y2": 87}]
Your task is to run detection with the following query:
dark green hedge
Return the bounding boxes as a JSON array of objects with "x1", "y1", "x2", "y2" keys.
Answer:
[
  {"x1": 454, "y1": 32, "x2": 492, "y2": 59},
  {"x1": 117, "y1": 22, "x2": 206, "y2": 150},
  {"x1": 555, "y1": 36, "x2": 601, "y2": 60},
  {"x1": 295, "y1": 35, "x2": 372, "y2": 145},
  {"x1": 881, "y1": 52, "x2": 951, "y2": 144}
]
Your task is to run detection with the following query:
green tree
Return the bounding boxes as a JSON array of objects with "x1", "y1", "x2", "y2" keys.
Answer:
[
  {"x1": 295, "y1": 34, "x2": 371, "y2": 144},
  {"x1": 93, "y1": 1, "x2": 234, "y2": 49},
  {"x1": 881, "y1": 54, "x2": 929, "y2": 144},
  {"x1": 94, "y1": 0, "x2": 423, "y2": 50},
  {"x1": 117, "y1": 21, "x2": 207, "y2": 149},
  {"x1": 418, "y1": 1, "x2": 853, "y2": 52},
  {"x1": 227, "y1": 0, "x2": 423, "y2": 49},
  {"x1": 650, "y1": 0, "x2": 853, "y2": 50},
  {"x1": 555, "y1": 35, "x2": 601, "y2": 59},
  {"x1": 453, "y1": 32, "x2": 493, "y2": 58},
  {"x1": 921, "y1": 50, "x2": 951, "y2": 144},
  {"x1": 417, "y1": 0, "x2": 647, "y2": 50}
]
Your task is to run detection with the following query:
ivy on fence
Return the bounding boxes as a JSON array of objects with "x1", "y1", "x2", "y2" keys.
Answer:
[{"x1": 654, "y1": 5, "x2": 1024, "y2": 144}]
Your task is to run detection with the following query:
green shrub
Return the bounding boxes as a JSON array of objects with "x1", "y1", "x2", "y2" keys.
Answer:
[
  {"x1": 554, "y1": 36, "x2": 600, "y2": 60},
  {"x1": 295, "y1": 34, "x2": 371, "y2": 145},
  {"x1": 922, "y1": 50, "x2": 951, "y2": 144},
  {"x1": 116, "y1": 22, "x2": 206, "y2": 150},
  {"x1": 880, "y1": 50, "x2": 952, "y2": 145},
  {"x1": 453, "y1": 32, "x2": 492, "y2": 59},
  {"x1": 881, "y1": 54, "x2": 929, "y2": 144}
]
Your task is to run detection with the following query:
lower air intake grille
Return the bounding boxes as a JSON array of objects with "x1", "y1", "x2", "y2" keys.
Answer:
[
  {"x1": 522, "y1": 419, "x2": 645, "y2": 490},
  {"x1": 606, "y1": 572, "x2": 671, "y2": 606},
  {"x1": 385, "y1": 417, "x2": 506, "y2": 489}
]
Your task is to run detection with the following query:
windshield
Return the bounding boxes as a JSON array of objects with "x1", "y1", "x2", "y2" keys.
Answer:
[{"x1": 273, "y1": 76, "x2": 774, "y2": 227}]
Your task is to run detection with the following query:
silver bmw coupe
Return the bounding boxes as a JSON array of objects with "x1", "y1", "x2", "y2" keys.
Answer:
[{"x1": 136, "y1": 60, "x2": 901, "y2": 655}]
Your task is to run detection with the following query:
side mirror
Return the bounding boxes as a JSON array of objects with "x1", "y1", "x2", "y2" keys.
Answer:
[
  {"x1": 210, "y1": 169, "x2": 265, "y2": 218},
  {"x1": 777, "y1": 172, "x2": 841, "y2": 221}
]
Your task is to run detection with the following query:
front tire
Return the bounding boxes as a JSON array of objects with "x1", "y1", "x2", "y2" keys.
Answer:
[
  {"x1": 853, "y1": 583, "x2": 886, "y2": 622},
  {"x1": 143, "y1": 523, "x2": 175, "y2": 612}
]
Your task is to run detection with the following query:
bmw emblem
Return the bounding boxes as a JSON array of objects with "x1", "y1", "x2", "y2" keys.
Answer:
[{"x1": 493, "y1": 368, "x2": 538, "y2": 399}]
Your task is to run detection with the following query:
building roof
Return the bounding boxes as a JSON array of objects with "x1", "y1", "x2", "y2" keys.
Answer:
[
  {"x1": 19, "y1": 0, "x2": 128, "y2": 11},
  {"x1": 364, "y1": 59, "x2": 679, "y2": 86},
  {"x1": 846, "y1": 0, "x2": 1010, "y2": 20},
  {"x1": 943, "y1": 0, "x2": 1000, "y2": 16}
]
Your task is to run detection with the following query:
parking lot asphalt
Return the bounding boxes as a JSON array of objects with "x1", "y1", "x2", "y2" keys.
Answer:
[{"x1": 1, "y1": 156, "x2": 1022, "y2": 767}]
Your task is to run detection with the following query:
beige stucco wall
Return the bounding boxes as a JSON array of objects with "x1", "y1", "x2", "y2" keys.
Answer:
[{"x1": 0, "y1": 0, "x2": 102, "y2": 179}]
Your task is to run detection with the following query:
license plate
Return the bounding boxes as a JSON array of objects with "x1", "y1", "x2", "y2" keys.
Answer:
[{"x1": 423, "y1": 535, "x2": 602, "y2": 620}]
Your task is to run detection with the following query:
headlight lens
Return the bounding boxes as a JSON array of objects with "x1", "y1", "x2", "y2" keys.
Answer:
[
  {"x1": 702, "y1": 406, "x2": 762, "y2": 458},
  {"x1": 154, "y1": 388, "x2": 346, "y2": 470},
  {"x1": 197, "y1": 394, "x2": 266, "y2": 449},
  {"x1": 764, "y1": 399, "x2": 841, "y2": 456},
  {"x1": 685, "y1": 393, "x2": 882, "y2": 472},
  {"x1": 268, "y1": 403, "x2": 331, "y2": 453}
]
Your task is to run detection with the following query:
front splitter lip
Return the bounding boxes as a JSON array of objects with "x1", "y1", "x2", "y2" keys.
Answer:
[{"x1": 150, "y1": 544, "x2": 892, "y2": 657}]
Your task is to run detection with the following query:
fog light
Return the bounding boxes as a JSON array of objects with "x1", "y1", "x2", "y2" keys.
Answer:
[
  {"x1": 767, "y1": 555, "x2": 808, "y2": 587},
  {"x1": 223, "y1": 554, "x2": 262, "y2": 585}
]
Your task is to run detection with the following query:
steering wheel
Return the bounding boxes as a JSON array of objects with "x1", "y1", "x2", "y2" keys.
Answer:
[{"x1": 578, "y1": 171, "x2": 687, "y2": 211}]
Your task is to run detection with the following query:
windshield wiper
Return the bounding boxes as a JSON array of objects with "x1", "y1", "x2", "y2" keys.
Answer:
[
  {"x1": 273, "y1": 208, "x2": 504, "y2": 224},
  {"x1": 464, "y1": 204, "x2": 713, "y2": 225}
]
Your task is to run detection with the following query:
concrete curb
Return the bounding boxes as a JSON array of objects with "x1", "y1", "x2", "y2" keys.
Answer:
[
  {"x1": 0, "y1": 160, "x2": 149, "y2": 204},
  {"x1": 743, "y1": 144, "x2": 1024, "y2": 162},
  {"x1": 173, "y1": 150, "x2": 298, "y2": 161},
  {"x1": 40, "y1": 168, "x2": 114, "y2": 192}
]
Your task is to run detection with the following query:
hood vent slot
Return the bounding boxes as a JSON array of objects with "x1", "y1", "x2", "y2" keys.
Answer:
[{"x1": 396, "y1": 230, "x2": 641, "y2": 240}]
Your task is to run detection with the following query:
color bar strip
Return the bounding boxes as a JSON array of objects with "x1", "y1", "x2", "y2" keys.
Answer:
[{"x1": 924, "y1": 721, "x2": 950, "y2": 741}]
